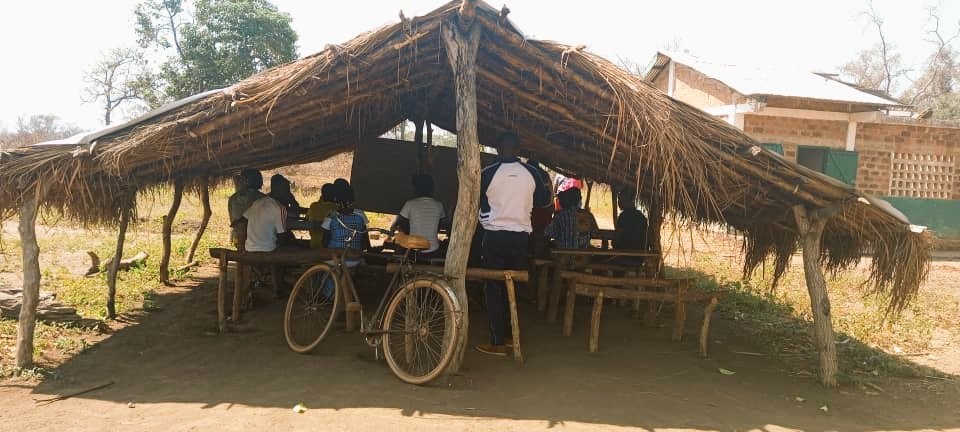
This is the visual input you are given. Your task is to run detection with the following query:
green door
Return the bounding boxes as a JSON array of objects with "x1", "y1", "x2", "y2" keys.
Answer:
[
  {"x1": 824, "y1": 150, "x2": 858, "y2": 186},
  {"x1": 761, "y1": 143, "x2": 784, "y2": 155}
]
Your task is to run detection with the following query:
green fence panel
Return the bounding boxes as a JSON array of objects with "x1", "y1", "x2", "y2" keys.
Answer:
[{"x1": 884, "y1": 197, "x2": 960, "y2": 237}]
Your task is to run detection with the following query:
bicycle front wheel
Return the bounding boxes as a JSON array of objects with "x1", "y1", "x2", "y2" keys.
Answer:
[
  {"x1": 382, "y1": 277, "x2": 460, "y2": 385},
  {"x1": 284, "y1": 263, "x2": 340, "y2": 353}
]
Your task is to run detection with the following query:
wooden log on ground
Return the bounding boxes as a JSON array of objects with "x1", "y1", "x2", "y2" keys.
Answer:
[
  {"x1": 106, "y1": 196, "x2": 132, "y2": 320},
  {"x1": 440, "y1": 0, "x2": 483, "y2": 374},
  {"x1": 589, "y1": 292, "x2": 604, "y2": 353},
  {"x1": 186, "y1": 176, "x2": 212, "y2": 263},
  {"x1": 86, "y1": 251, "x2": 149, "y2": 275},
  {"x1": 700, "y1": 296, "x2": 719, "y2": 357},
  {"x1": 160, "y1": 179, "x2": 185, "y2": 285},
  {"x1": 16, "y1": 197, "x2": 41, "y2": 369},
  {"x1": 794, "y1": 204, "x2": 840, "y2": 387}
]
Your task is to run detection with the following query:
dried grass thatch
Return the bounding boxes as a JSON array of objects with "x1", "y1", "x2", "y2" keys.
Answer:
[{"x1": 0, "y1": 0, "x2": 930, "y2": 313}]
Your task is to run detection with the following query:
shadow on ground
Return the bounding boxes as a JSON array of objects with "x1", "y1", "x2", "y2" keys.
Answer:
[{"x1": 22, "y1": 264, "x2": 960, "y2": 431}]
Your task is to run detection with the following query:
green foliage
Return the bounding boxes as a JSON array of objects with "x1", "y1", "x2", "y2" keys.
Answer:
[{"x1": 136, "y1": 0, "x2": 299, "y2": 101}]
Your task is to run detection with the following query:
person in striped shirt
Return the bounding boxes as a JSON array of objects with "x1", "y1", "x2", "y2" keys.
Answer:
[{"x1": 393, "y1": 174, "x2": 447, "y2": 258}]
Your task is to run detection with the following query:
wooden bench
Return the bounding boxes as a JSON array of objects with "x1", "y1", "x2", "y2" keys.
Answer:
[
  {"x1": 209, "y1": 247, "x2": 361, "y2": 332},
  {"x1": 384, "y1": 263, "x2": 529, "y2": 364},
  {"x1": 547, "y1": 249, "x2": 662, "y2": 322},
  {"x1": 559, "y1": 271, "x2": 727, "y2": 355}
]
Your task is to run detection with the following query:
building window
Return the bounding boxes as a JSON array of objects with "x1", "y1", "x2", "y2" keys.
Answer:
[
  {"x1": 797, "y1": 146, "x2": 859, "y2": 186},
  {"x1": 889, "y1": 153, "x2": 955, "y2": 199}
]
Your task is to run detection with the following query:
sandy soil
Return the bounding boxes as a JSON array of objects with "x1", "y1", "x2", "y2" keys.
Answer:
[{"x1": 1, "y1": 265, "x2": 958, "y2": 431}]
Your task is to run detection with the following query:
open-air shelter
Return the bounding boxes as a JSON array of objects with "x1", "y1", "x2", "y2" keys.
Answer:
[{"x1": 0, "y1": 0, "x2": 930, "y2": 386}]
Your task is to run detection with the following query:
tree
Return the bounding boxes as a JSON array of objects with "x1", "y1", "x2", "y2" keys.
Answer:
[
  {"x1": 136, "y1": 0, "x2": 299, "y2": 101},
  {"x1": 13, "y1": 115, "x2": 83, "y2": 146},
  {"x1": 901, "y1": 8, "x2": 960, "y2": 119},
  {"x1": 842, "y1": 2, "x2": 960, "y2": 119},
  {"x1": 841, "y1": 1, "x2": 907, "y2": 95},
  {"x1": 82, "y1": 47, "x2": 153, "y2": 125}
]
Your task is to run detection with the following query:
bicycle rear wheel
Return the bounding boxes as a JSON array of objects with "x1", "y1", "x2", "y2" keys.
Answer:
[
  {"x1": 382, "y1": 277, "x2": 460, "y2": 385},
  {"x1": 284, "y1": 263, "x2": 340, "y2": 353}
]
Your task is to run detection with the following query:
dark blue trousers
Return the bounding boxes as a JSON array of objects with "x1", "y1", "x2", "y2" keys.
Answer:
[{"x1": 481, "y1": 230, "x2": 529, "y2": 345}]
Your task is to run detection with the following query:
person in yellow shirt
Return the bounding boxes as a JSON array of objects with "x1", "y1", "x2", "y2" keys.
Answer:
[{"x1": 307, "y1": 183, "x2": 338, "y2": 249}]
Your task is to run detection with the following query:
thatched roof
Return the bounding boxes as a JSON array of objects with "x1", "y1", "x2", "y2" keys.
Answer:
[{"x1": 0, "y1": 0, "x2": 929, "y2": 311}]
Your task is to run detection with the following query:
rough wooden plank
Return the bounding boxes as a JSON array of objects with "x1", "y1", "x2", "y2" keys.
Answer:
[
  {"x1": 536, "y1": 264, "x2": 550, "y2": 312},
  {"x1": 209, "y1": 248, "x2": 362, "y2": 264},
  {"x1": 384, "y1": 263, "x2": 528, "y2": 283}
]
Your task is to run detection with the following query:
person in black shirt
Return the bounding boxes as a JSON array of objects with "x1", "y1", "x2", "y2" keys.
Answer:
[{"x1": 613, "y1": 189, "x2": 649, "y2": 251}]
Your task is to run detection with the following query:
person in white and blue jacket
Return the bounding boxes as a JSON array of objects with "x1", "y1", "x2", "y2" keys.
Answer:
[{"x1": 475, "y1": 132, "x2": 551, "y2": 357}]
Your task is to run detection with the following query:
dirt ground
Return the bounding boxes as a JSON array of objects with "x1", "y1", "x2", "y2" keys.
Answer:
[{"x1": 2, "y1": 264, "x2": 959, "y2": 431}]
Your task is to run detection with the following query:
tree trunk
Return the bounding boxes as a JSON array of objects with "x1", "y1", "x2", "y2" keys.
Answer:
[
  {"x1": 793, "y1": 205, "x2": 839, "y2": 387},
  {"x1": 107, "y1": 196, "x2": 133, "y2": 319},
  {"x1": 186, "y1": 177, "x2": 212, "y2": 263},
  {"x1": 159, "y1": 179, "x2": 185, "y2": 285},
  {"x1": 441, "y1": 2, "x2": 482, "y2": 374},
  {"x1": 15, "y1": 197, "x2": 41, "y2": 369}
]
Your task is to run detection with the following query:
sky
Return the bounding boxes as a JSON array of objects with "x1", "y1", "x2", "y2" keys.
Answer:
[{"x1": 1, "y1": 0, "x2": 958, "y2": 131}]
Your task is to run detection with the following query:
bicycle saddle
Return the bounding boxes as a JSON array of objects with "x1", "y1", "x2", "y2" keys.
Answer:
[{"x1": 393, "y1": 232, "x2": 431, "y2": 250}]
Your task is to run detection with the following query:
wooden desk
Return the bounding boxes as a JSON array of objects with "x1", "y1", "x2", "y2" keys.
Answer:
[{"x1": 209, "y1": 247, "x2": 361, "y2": 332}]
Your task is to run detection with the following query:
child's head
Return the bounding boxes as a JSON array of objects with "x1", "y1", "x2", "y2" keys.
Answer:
[
  {"x1": 335, "y1": 183, "x2": 356, "y2": 212},
  {"x1": 618, "y1": 189, "x2": 637, "y2": 211},
  {"x1": 412, "y1": 174, "x2": 434, "y2": 197},
  {"x1": 320, "y1": 183, "x2": 334, "y2": 201},
  {"x1": 558, "y1": 187, "x2": 581, "y2": 210}
]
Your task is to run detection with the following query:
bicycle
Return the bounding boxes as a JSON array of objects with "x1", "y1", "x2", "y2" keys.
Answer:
[{"x1": 282, "y1": 224, "x2": 462, "y2": 385}]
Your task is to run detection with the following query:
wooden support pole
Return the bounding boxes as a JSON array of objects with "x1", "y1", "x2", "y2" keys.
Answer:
[
  {"x1": 589, "y1": 292, "x2": 604, "y2": 353},
  {"x1": 106, "y1": 193, "x2": 133, "y2": 319},
  {"x1": 440, "y1": 0, "x2": 482, "y2": 373},
  {"x1": 217, "y1": 256, "x2": 228, "y2": 332},
  {"x1": 793, "y1": 204, "x2": 840, "y2": 387},
  {"x1": 159, "y1": 179, "x2": 185, "y2": 285},
  {"x1": 699, "y1": 297, "x2": 719, "y2": 357},
  {"x1": 611, "y1": 185, "x2": 619, "y2": 231},
  {"x1": 186, "y1": 176, "x2": 212, "y2": 264},
  {"x1": 584, "y1": 180, "x2": 593, "y2": 210},
  {"x1": 504, "y1": 274, "x2": 523, "y2": 364},
  {"x1": 15, "y1": 197, "x2": 41, "y2": 369}
]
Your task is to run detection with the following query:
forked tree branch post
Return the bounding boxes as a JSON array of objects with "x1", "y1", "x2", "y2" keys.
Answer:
[
  {"x1": 16, "y1": 196, "x2": 41, "y2": 369},
  {"x1": 159, "y1": 179, "x2": 185, "y2": 285},
  {"x1": 186, "y1": 176, "x2": 212, "y2": 263},
  {"x1": 793, "y1": 204, "x2": 840, "y2": 387},
  {"x1": 441, "y1": 0, "x2": 482, "y2": 373},
  {"x1": 107, "y1": 191, "x2": 135, "y2": 319}
]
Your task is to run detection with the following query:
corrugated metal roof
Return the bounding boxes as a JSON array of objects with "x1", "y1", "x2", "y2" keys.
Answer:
[{"x1": 647, "y1": 51, "x2": 904, "y2": 107}]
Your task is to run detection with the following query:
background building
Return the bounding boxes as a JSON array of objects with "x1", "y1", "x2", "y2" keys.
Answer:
[{"x1": 644, "y1": 51, "x2": 960, "y2": 241}]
